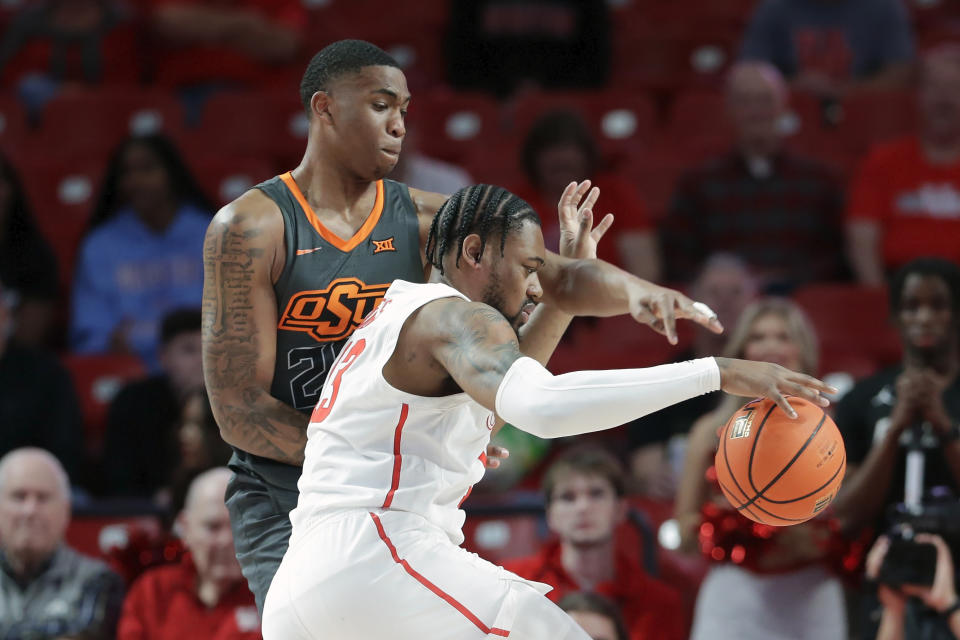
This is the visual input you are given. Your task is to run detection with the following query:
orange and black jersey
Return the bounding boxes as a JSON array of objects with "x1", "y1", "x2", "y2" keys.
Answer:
[
  {"x1": 230, "y1": 173, "x2": 423, "y2": 487},
  {"x1": 264, "y1": 172, "x2": 423, "y2": 413}
]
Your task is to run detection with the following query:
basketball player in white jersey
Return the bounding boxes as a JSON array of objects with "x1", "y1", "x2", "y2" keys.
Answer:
[{"x1": 262, "y1": 185, "x2": 836, "y2": 639}]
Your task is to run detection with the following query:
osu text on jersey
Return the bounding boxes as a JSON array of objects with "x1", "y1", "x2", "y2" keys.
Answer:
[{"x1": 278, "y1": 277, "x2": 391, "y2": 342}]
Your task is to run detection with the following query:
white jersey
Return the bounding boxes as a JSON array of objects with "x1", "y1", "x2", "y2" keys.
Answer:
[{"x1": 291, "y1": 280, "x2": 494, "y2": 545}]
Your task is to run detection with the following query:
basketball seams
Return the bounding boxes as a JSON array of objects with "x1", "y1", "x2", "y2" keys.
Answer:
[
  {"x1": 719, "y1": 414, "x2": 769, "y2": 524},
  {"x1": 740, "y1": 410, "x2": 826, "y2": 511},
  {"x1": 759, "y1": 453, "x2": 845, "y2": 504},
  {"x1": 746, "y1": 404, "x2": 778, "y2": 494}
]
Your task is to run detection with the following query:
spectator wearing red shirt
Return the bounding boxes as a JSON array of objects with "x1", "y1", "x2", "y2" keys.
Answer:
[
  {"x1": 847, "y1": 46, "x2": 960, "y2": 286},
  {"x1": 149, "y1": 0, "x2": 305, "y2": 89},
  {"x1": 511, "y1": 110, "x2": 660, "y2": 281},
  {"x1": 117, "y1": 467, "x2": 260, "y2": 640},
  {"x1": 504, "y1": 448, "x2": 685, "y2": 640}
]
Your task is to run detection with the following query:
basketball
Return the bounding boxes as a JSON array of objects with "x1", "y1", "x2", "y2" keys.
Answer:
[{"x1": 714, "y1": 396, "x2": 846, "y2": 526}]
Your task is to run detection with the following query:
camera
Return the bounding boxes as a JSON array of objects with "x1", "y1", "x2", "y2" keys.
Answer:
[{"x1": 878, "y1": 497, "x2": 960, "y2": 588}]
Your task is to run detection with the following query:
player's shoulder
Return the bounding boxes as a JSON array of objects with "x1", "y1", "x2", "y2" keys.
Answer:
[
  {"x1": 407, "y1": 186, "x2": 451, "y2": 217},
  {"x1": 208, "y1": 188, "x2": 283, "y2": 238}
]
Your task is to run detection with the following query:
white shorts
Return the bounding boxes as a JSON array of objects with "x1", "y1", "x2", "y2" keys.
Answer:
[{"x1": 262, "y1": 509, "x2": 591, "y2": 640}]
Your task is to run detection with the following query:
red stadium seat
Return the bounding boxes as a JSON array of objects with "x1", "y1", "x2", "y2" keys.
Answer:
[
  {"x1": 461, "y1": 513, "x2": 544, "y2": 565},
  {"x1": 510, "y1": 90, "x2": 658, "y2": 166},
  {"x1": 791, "y1": 284, "x2": 902, "y2": 377},
  {"x1": 34, "y1": 88, "x2": 186, "y2": 163},
  {"x1": 0, "y1": 95, "x2": 28, "y2": 154},
  {"x1": 182, "y1": 151, "x2": 275, "y2": 207},
  {"x1": 406, "y1": 89, "x2": 503, "y2": 165},
  {"x1": 65, "y1": 513, "x2": 163, "y2": 562},
  {"x1": 837, "y1": 90, "x2": 916, "y2": 153},
  {"x1": 62, "y1": 353, "x2": 147, "y2": 456},
  {"x1": 190, "y1": 90, "x2": 306, "y2": 169},
  {"x1": 17, "y1": 156, "x2": 104, "y2": 288}
]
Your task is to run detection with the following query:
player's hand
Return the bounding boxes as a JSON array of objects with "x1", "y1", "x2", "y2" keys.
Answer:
[
  {"x1": 484, "y1": 444, "x2": 509, "y2": 469},
  {"x1": 557, "y1": 180, "x2": 613, "y2": 261},
  {"x1": 626, "y1": 282, "x2": 724, "y2": 345},
  {"x1": 866, "y1": 536, "x2": 908, "y2": 615},
  {"x1": 715, "y1": 357, "x2": 837, "y2": 418},
  {"x1": 902, "y1": 534, "x2": 958, "y2": 613}
]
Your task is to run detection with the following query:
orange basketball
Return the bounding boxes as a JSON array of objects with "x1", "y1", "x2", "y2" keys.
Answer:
[{"x1": 714, "y1": 396, "x2": 846, "y2": 526}]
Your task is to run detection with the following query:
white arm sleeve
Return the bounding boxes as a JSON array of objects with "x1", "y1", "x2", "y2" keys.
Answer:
[{"x1": 495, "y1": 356, "x2": 721, "y2": 439}]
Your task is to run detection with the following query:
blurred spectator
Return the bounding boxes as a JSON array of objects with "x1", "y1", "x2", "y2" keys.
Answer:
[
  {"x1": 846, "y1": 47, "x2": 960, "y2": 286},
  {"x1": 558, "y1": 591, "x2": 629, "y2": 640},
  {"x1": 117, "y1": 467, "x2": 259, "y2": 639},
  {"x1": 0, "y1": 447, "x2": 124, "y2": 639},
  {"x1": 70, "y1": 134, "x2": 213, "y2": 370},
  {"x1": 504, "y1": 447, "x2": 685, "y2": 640},
  {"x1": 446, "y1": 0, "x2": 610, "y2": 96},
  {"x1": 832, "y1": 257, "x2": 960, "y2": 638},
  {"x1": 626, "y1": 254, "x2": 759, "y2": 499},
  {"x1": 661, "y1": 61, "x2": 846, "y2": 290},
  {"x1": 512, "y1": 110, "x2": 660, "y2": 281},
  {"x1": 0, "y1": 0, "x2": 141, "y2": 101},
  {"x1": 148, "y1": 0, "x2": 304, "y2": 89},
  {"x1": 866, "y1": 534, "x2": 960, "y2": 640},
  {"x1": 0, "y1": 278, "x2": 84, "y2": 479},
  {"x1": 740, "y1": 0, "x2": 914, "y2": 97},
  {"x1": 101, "y1": 308, "x2": 204, "y2": 499},
  {"x1": 675, "y1": 298, "x2": 848, "y2": 640},
  {"x1": 389, "y1": 127, "x2": 473, "y2": 194},
  {"x1": 834, "y1": 258, "x2": 960, "y2": 533},
  {"x1": 0, "y1": 151, "x2": 58, "y2": 347}
]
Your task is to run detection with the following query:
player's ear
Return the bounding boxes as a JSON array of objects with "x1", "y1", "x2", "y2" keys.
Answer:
[
  {"x1": 461, "y1": 234, "x2": 484, "y2": 268},
  {"x1": 311, "y1": 90, "x2": 334, "y2": 125}
]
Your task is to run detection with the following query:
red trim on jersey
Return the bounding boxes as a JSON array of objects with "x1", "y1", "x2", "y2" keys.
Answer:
[
  {"x1": 381, "y1": 403, "x2": 409, "y2": 508},
  {"x1": 369, "y1": 512, "x2": 510, "y2": 637}
]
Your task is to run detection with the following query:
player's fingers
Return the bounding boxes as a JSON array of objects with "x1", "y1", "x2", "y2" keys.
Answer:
[
  {"x1": 558, "y1": 181, "x2": 578, "y2": 220},
  {"x1": 630, "y1": 304, "x2": 666, "y2": 335},
  {"x1": 487, "y1": 445, "x2": 509, "y2": 459},
  {"x1": 680, "y1": 299, "x2": 724, "y2": 334},
  {"x1": 577, "y1": 185, "x2": 599, "y2": 215},
  {"x1": 781, "y1": 381, "x2": 829, "y2": 407},
  {"x1": 767, "y1": 388, "x2": 798, "y2": 419},
  {"x1": 786, "y1": 372, "x2": 839, "y2": 397},
  {"x1": 657, "y1": 295, "x2": 678, "y2": 345},
  {"x1": 591, "y1": 213, "x2": 614, "y2": 243}
]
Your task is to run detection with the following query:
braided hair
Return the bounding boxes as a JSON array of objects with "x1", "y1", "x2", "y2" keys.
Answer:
[{"x1": 425, "y1": 185, "x2": 540, "y2": 275}]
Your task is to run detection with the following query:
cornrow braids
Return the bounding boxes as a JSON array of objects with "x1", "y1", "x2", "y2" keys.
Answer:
[{"x1": 425, "y1": 185, "x2": 540, "y2": 275}]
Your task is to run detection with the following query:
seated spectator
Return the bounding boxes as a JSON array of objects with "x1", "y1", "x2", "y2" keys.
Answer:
[
  {"x1": 833, "y1": 257, "x2": 960, "y2": 639},
  {"x1": 661, "y1": 61, "x2": 846, "y2": 290},
  {"x1": 558, "y1": 592, "x2": 629, "y2": 640},
  {"x1": 446, "y1": 0, "x2": 610, "y2": 95},
  {"x1": 0, "y1": 151, "x2": 58, "y2": 347},
  {"x1": 504, "y1": 447, "x2": 685, "y2": 640},
  {"x1": 866, "y1": 534, "x2": 960, "y2": 640},
  {"x1": 0, "y1": 448, "x2": 124, "y2": 638},
  {"x1": 0, "y1": 278, "x2": 83, "y2": 479},
  {"x1": 511, "y1": 110, "x2": 660, "y2": 281},
  {"x1": 0, "y1": 0, "x2": 141, "y2": 96},
  {"x1": 101, "y1": 308, "x2": 204, "y2": 499},
  {"x1": 847, "y1": 47, "x2": 960, "y2": 286},
  {"x1": 117, "y1": 467, "x2": 260, "y2": 639},
  {"x1": 389, "y1": 127, "x2": 473, "y2": 195},
  {"x1": 675, "y1": 298, "x2": 847, "y2": 640},
  {"x1": 148, "y1": 0, "x2": 304, "y2": 89},
  {"x1": 71, "y1": 134, "x2": 213, "y2": 370},
  {"x1": 740, "y1": 0, "x2": 914, "y2": 97},
  {"x1": 626, "y1": 253, "x2": 759, "y2": 498}
]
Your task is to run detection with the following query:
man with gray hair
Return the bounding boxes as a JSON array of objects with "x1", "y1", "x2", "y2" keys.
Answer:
[
  {"x1": 661, "y1": 61, "x2": 846, "y2": 291},
  {"x1": 0, "y1": 447, "x2": 124, "y2": 639},
  {"x1": 117, "y1": 467, "x2": 259, "y2": 639}
]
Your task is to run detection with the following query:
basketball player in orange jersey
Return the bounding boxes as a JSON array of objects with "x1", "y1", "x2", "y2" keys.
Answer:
[
  {"x1": 261, "y1": 184, "x2": 838, "y2": 639},
  {"x1": 202, "y1": 40, "x2": 721, "y2": 614}
]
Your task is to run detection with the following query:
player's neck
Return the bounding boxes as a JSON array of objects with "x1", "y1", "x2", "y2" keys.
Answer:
[
  {"x1": 560, "y1": 539, "x2": 615, "y2": 588},
  {"x1": 292, "y1": 152, "x2": 377, "y2": 217}
]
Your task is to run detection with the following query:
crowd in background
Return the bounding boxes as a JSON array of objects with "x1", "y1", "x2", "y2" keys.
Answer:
[{"x1": 1, "y1": 0, "x2": 960, "y2": 639}]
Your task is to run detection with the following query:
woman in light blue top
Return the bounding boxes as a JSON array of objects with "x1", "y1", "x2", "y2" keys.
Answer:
[{"x1": 71, "y1": 134, "x2": 214, "y2": 370}]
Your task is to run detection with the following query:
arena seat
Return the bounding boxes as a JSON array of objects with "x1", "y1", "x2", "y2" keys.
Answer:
[
  {"x1": 837, "y1": 90, "x2": 916, "y2": 153},
  {"x1": 791, "y1": 283, "x2": 902, "y2": 376},
  {"x1": 0, "y1": 95, "x2": 28, "y2": 154},
  {"x1": 407, "y1": 89, "x2": 503, "y2": 165},
  {"x1": 16, "y1": 156, "x2": 104, "y2": 288},
  {"x1": 65, "y1": 512, "x2": 164, "y2": 562},
  {"x1": 62, "y1": 353, "x2": 147, "y2": 457},
  {"x1": 510, "y1": 90, "x2": 658, "y2": 164},
  {"x1": 34, "y1": 89, "x2": 186, "y2": 163},
  {"x1": 182, "y1": 151, "x2": 275, "y2": 207}
]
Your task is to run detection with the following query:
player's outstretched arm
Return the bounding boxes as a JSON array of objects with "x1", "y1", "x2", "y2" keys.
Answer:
[
  {"x1": 202, "y1": 195, "x2": 309, "y2": 465},
  {"x1": 429, "y1": 300, "x2": 836, "y2": 439}
]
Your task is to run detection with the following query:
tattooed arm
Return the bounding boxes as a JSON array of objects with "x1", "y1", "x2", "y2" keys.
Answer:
[{"x1": 202, "y1": 191, "x2": 308, "y2": 465}]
